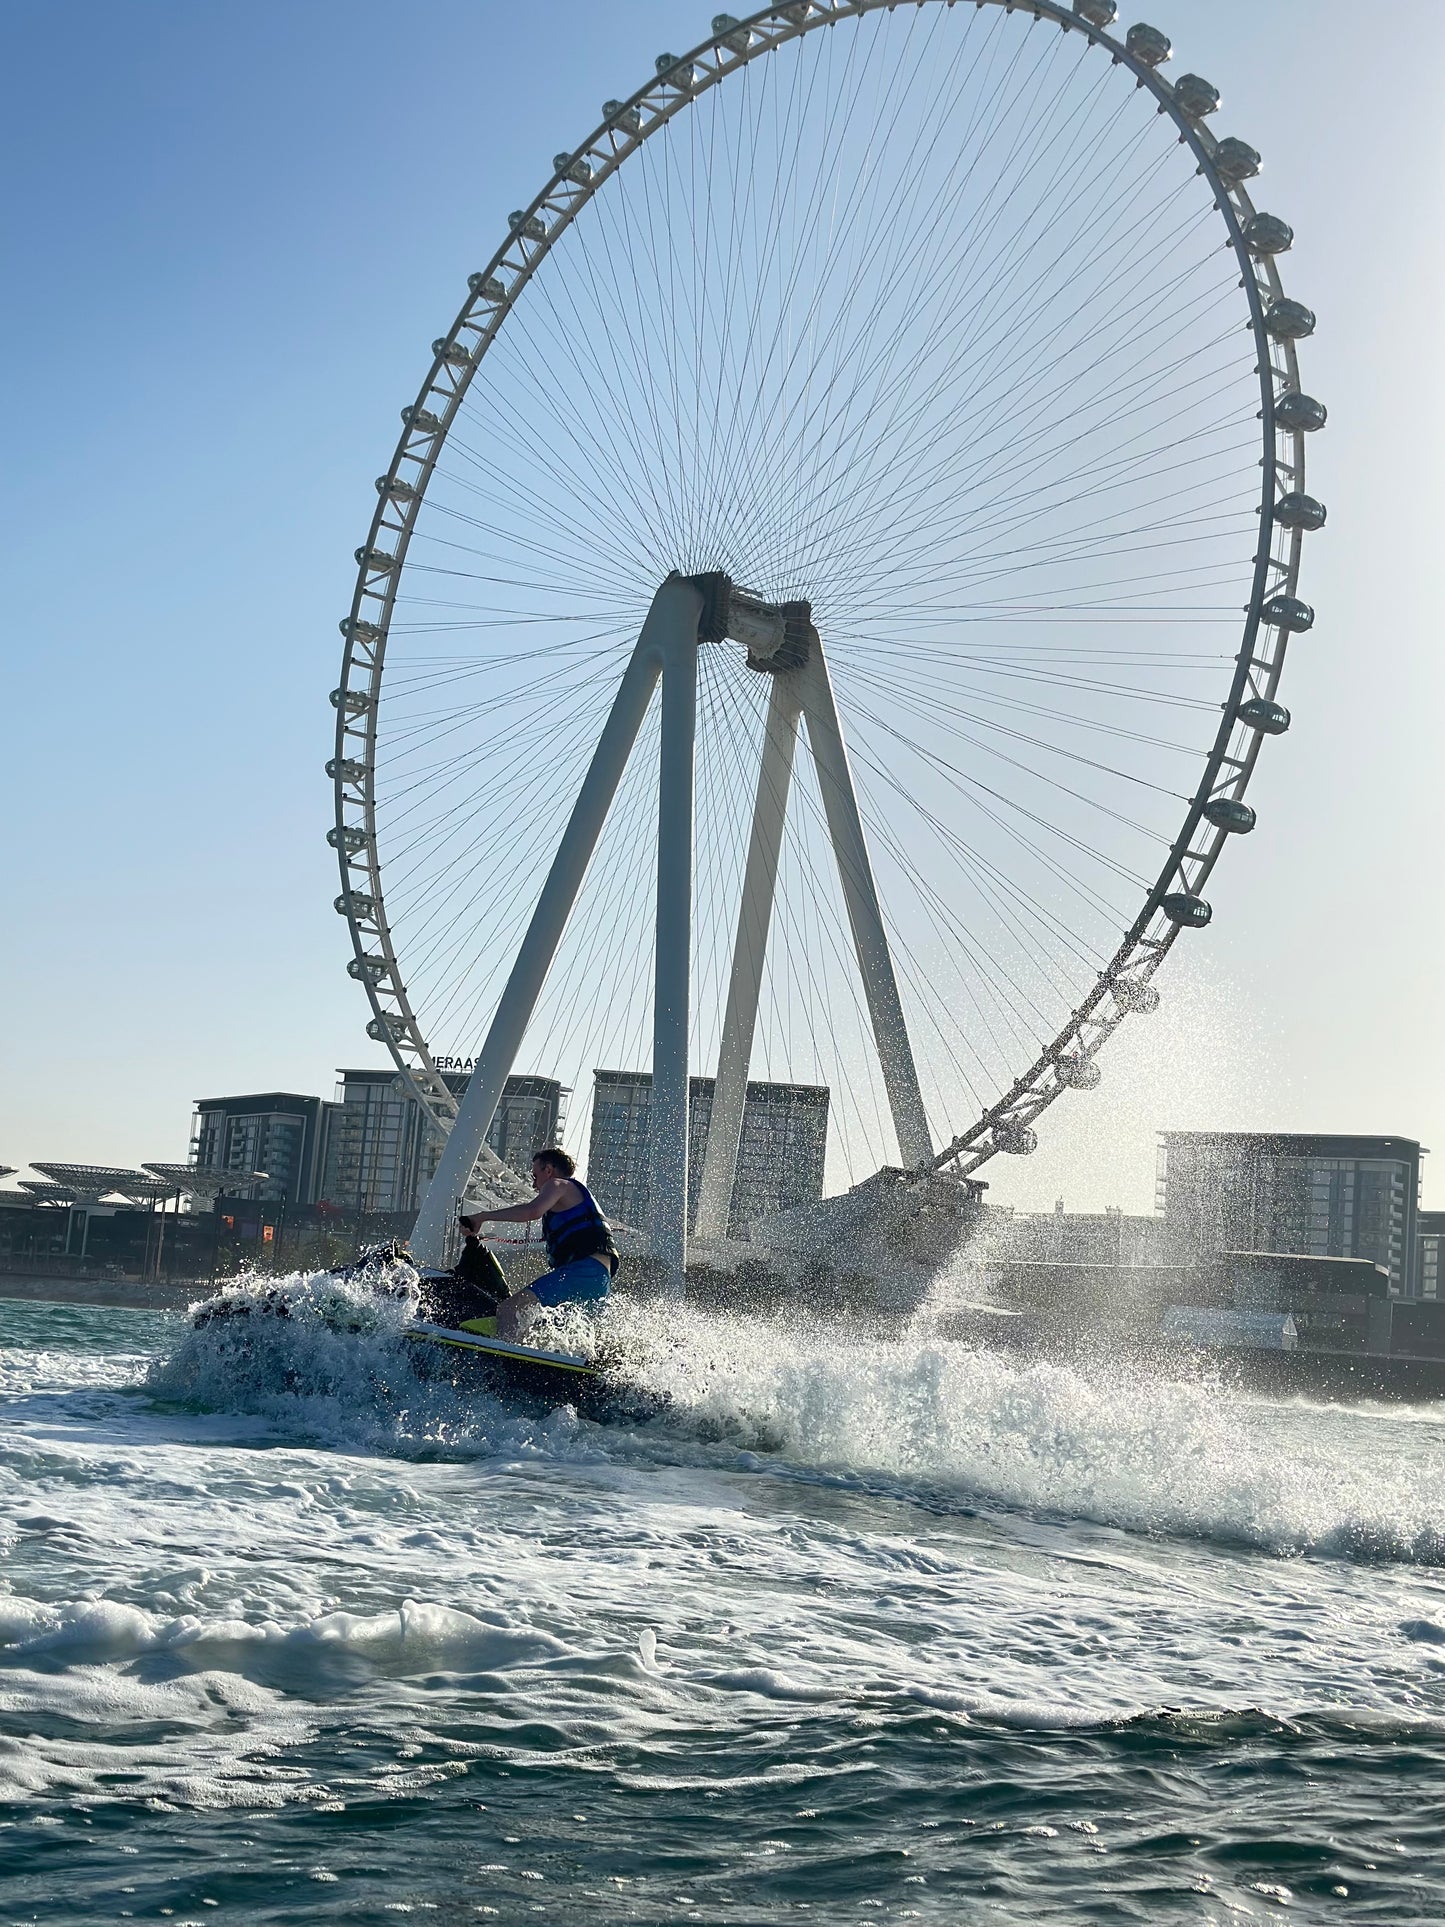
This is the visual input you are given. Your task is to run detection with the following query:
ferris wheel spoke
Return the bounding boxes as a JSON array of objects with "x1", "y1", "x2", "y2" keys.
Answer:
[
  {"x1": 865, "y1": 167, "x2": 1217, "y2": 482},
  {"x1": 413, "y1": 512, "x2": 650, "y2": 602},
  {"x1": 837, "y1": 505, "x2": 1258, "y2": 634},
  {"x1": 842, "y1": 661, "x2": 1195, "y2": 815},
  {"x1": 723, "y1": 5, "x2": 1014, "y2": 570},
  {"x1": 516, "y1": 754, "x2": 663, "y2": 1073},
  {"x1": 852, "y1": 704, "x2": 1184, "y2": 847},
  {"x1": 773, "y1": 70, "x2": 1143, "y2": 562},
  {"x1": 784, "y1": 711, "x2": 1060, "y2": 1104},
  {"x1": 865, "y1": 803, "x2": 1064, "y2": 1056},
  {"x1": 846, "y1": 710, "x2": 1147, "y2": 922},
  {"x1": 813, "y1": 218, "x2": 1240, "y2": 555},
  {"x1": 686, "y1": 12, "x2": 869, "y2": 564},
  {"x1": 424, "y1": 708, "x2": 663, "y2": 1053},
  {"x1": 449, "y1": 368, "x2": 661, "y2": 552},
  {"x1": 505, "y1": 227, "x2": 695, "y2": 558},
  {"x1": 377, "y1": 660, "x2": 622, "y2": 773},
  {"x1": 432, "y1": 436, "x2": 660, "y2": 579},
  {"x1": 809, "y1": 331, "x2": 1253, "y2": 600},
  {"x1": 797, "y1": 678, "x2": 1125, "y2": 994},
  {"x1": 851, "y1": 655, "x2": 1226, "y2": 716},
  {"x1": 380, "y1": 637, "x2": 621, "y2": 700},
  {"x1": 817, "y1": 311, "x2": 1250, "y2": 601},
  {"x1": 378, "y1": 728, "x2": 613, "y2": 896},
  {"x1": 778, "y1": 15, "x2": 1084, "y2": 461},
  {"x1": 827, "y1": 461, "x2": 1257, "y2": 622},
  {"x1": 581, "y1": 147, "x2": 735, "y2": 556},
  {"x1": 476, "y1": 216, "x2": 701, "y2": 543},
  {"x1": 800, "y1": 417, "x2": 1253, "y2": 626},
  {"x1": 866, "y1": 672, "x2": 1210, "y2": 761},
  {"x1": 772, "y1": 81, "x2": 1159, "y2": 558},
  {"x1": 375, "y1": 701, "x2": 620, "y2": 874},
  {"x1": 451, "y1": 385, "x2": 672, "y2": 578},
  {"x1": 686, "y1": 32, "x2": 851, "y2": 567},
  {"x1": 901, "y1": 796, "x2": 1115, "y2": 987}
]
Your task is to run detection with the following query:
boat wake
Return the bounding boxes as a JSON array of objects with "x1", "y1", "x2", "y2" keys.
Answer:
[{"x1": 146, "y1": 1270, "x2": 1445, "y2": 1566}]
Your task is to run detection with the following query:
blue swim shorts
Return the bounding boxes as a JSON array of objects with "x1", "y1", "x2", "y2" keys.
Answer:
[{"x1": 528, "y1": 1256, "x2": 612, "y2": 1309}]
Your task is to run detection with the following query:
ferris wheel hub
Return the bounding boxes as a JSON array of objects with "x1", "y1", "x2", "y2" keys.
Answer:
[{"x1": 687, "y1": 572, "x2": 815, "y2": 675}]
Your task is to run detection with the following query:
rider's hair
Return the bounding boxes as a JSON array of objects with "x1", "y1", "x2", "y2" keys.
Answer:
[{"x1": 533, "y1": 1145, "x2": 575, "y2": 1177}]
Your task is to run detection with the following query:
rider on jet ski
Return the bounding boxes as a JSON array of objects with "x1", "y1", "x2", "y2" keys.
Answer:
[{"x1": 459, "y1": 1147, "x2": 619, "y2": 1341}]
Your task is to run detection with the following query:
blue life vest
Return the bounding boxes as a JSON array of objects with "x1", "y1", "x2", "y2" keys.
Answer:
[{"x1": 541, "y1": 1180, "x2": 619, "y2": 1274}]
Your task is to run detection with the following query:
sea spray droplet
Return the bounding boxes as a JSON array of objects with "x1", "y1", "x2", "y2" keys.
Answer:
[{"x1": 639, "y1": 1627, "x2": 658, "y2": 1669}]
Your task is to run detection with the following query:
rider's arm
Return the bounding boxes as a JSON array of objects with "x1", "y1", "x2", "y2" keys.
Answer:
[{"x1": 468, "y1": 1178, "x2": 569, "y2": 1225}]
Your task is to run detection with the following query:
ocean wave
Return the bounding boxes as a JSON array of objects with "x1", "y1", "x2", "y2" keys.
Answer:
[
  {"x1": 145, "y1": 1266, "x2": 589, "y2": 1459},
  {"x1": 140, "y1": 1272, "x2": 1445, "y2": 1567},
  {"x1": 600, "y1": 1301, "x2": 1445, "y2": 1567},
  {"x1": 0, "y1": 1593, "x2": 569, "y2": 1684}
]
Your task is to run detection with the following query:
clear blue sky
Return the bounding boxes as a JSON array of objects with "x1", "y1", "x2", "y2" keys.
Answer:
[{"x1": 3, "y1": 1, "x2": 1443, "y2": 1212}]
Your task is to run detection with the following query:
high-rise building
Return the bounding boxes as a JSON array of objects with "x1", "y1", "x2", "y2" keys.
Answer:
[
  {"x1": 318, "y1": 1070, "x2": 430, "y2": 1214},
  {"x1": 1157, "y1": 1132, "x2": 1423, "y2": 1297},
  {"x1": 190, "y1": 1094, "x2": 327, "y2": 1205},
  {"x1": 317, "y1": 1070, "x2": 567, "y2": 1213},
  {"x1": 586, "y1": 1069, "x2": 829, "y2": 1234},
  {"x1": 481, "y1": 1074, "x2": 569, "y2": 1176},
  {"x1": 715, "y1": 1077, "x2": 830, "y2": 1235},
  {"x1": 1417, "y1": 1210, "x2": 1445, "y2": 1303}
]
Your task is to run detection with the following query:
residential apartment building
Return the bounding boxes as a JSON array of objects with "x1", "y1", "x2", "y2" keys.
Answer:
[
  {"x1": 318, "y1": 1070, "x2": 433, "y2": 1215},
  {"x1": 1157, "y1": 1132, "x2": 1424, "y2": 1297},
  {"x1": 1418, "y1": 1210, "x2": 1445, "y2": 1303},
  {"x1": 480, "y1": 1074, "x2": 568, "y2": 1176},
  {"x1": 586, "y1": 1069, "x2": 829, "y2": 1234},
  {"x1": 190, "y1": 1093, "x2": 327, "y2": 1205},
  {"x1": 193, "y1": 1073, "x2": 564, "y2": 1216},
  {"x1": 318, "y1": 1070, "x2": 566, "y2": 1213}
]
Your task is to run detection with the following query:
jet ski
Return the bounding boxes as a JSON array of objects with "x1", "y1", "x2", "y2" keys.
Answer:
[{"x1": 189, "y1": 1243, "x2": 662, "y2": 1424}]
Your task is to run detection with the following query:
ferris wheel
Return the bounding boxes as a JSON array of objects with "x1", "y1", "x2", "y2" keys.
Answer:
[{"x1": 329, "y1": 0, "x2": 1323, "y2": 1278}]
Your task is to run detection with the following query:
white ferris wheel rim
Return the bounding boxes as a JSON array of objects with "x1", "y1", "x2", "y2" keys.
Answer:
[{"x1": 330, "y1": 0, "x2": 1318, "y2": 1182}]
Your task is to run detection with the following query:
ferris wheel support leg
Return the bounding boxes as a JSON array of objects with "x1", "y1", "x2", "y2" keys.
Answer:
[
  {"x1": 649, "y1": 584, "x2": 704, "y2": 1297},
  {"x1": 694, "y1": 672, "x2": 802, "y2": 1244},
  {"x1": 409, "y1": 581, "x2": 701, "y2": 1266},
  {"x1": 799, "y1": 644, "x2": 934, "y2": 1170}
]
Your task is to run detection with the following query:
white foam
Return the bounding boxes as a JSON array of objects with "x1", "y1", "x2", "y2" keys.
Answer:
[
  {"x1": 25, "y1": 1271, "x2": 1445, "y2": 1567},
  {"x1": 600, "y1": 1299, "x2": 1445, "y2": 1565},
  {"x1": 0, "y1": 1593, "x2": 568, "y2": 1677},
  {"x1": 6, "y1": 1282, "x2": 1445, "y2": 1826},
  {"x1": 147, "y1": 1266, "x2": 576, "y2": 1458}
]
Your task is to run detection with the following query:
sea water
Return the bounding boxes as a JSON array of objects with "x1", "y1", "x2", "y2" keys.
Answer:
[{"x1": 2, "y1": 1281, "x2": 1444, "y2": 1924}]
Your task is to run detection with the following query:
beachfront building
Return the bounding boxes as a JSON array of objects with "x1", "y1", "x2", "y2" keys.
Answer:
[
  {"x1": 984, "y1": 1200, "x2": 1178, "y2": 1269},
  {"x1": 317, "y1": 1070, "x2": 432, "y2": 1215},
  {"x1": 1417, "y1": 1210, "x2": 1445, "y2": 1303},
  {"x1": 318, "y1": 1070, "x2": 566, "y2": 1213},
  {"x1": 586, "y1": 1069, "x2": 829, "y2": 1235},
  {"x1": 190, "y1": 1093, "x2": 327, "y2": 1205},
  {"x1": 1156, "y1": 1132, "x2": 1424, "y2": 1298}
]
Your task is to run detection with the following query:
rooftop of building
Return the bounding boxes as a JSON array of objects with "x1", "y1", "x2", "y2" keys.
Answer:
[
  {"x1": 193, "y1": 1092, "x2": 322, "y2": 1113},
  {"x1": 593, "y1": 1067, "x2": 830, "y2": 1100},
  {"x1": 1159, "y1": 1131, "x2": 1426, "y2": 1160},
  {"x1": 332, "y1": 1067, "x2": 565, "y2": 1091}
]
